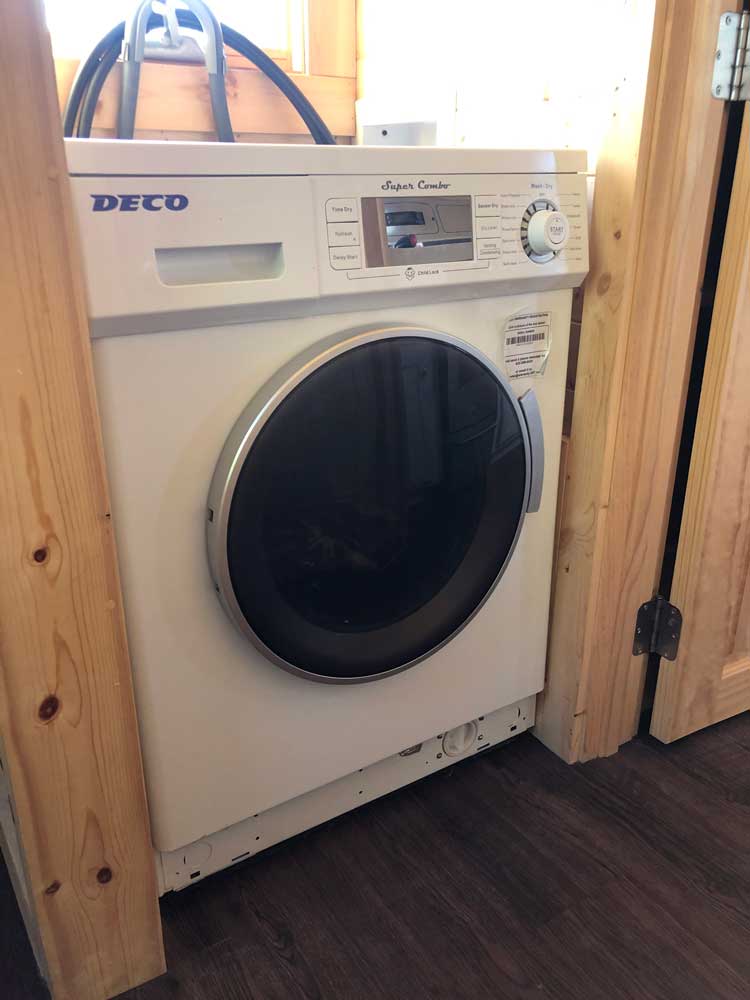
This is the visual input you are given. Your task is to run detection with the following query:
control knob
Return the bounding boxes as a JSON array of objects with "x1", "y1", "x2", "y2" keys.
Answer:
[
  {"x1": 521, "y1": 198, "x2": 569, "y2": 263},
  {"x1": 527, "y1": 210, "x2": 569, "y2": 255}
]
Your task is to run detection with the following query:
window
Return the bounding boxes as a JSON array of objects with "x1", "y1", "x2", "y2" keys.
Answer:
[
  {"x1": 49, "y1": 0, "x2": 355, "y2": 139},
  {"x1": 45, "y1": 1, "x2": 299, "y2": 66}
]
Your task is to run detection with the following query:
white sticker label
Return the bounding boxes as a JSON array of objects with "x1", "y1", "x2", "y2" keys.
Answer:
[{"x1": 503, "y1": 310, "x2": 551, "y2": 379}]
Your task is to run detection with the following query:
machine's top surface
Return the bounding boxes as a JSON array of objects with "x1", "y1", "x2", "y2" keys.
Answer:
[{"x1": 65, "y1": 139, "x2": 587, "y2": 177}]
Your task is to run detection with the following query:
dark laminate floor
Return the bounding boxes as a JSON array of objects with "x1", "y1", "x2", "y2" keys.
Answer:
[{"x1": 3, "y1": 712, "x2": 750, "y2": 1000}]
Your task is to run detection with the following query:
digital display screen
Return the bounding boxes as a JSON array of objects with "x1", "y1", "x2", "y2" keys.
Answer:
[
  {"x1": 362, "y1": 195, "x2": 474, "y2": 268},
  {"x1": 385, "y1": 210, "x2": 425, "y2": 227}
]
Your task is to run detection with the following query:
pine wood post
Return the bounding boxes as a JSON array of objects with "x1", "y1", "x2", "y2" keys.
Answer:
[
  {"x1": 308, "y1": 0, "x2": 357, "y2": 78},
  {"x1": 0, "y1": 1, "x2": 165, "y2": 996},
  {"x1": 536, "y1": 0, "x2": 739, "y2": 761}
]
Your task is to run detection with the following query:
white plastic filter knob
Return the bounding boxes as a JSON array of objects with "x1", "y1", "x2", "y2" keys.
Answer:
[
  {"x1": 442, "y1": 721, "x2": 479, "y2": 757},
  {"x1": 527, "y1": 210, "x2": 569, "y2": 255}
]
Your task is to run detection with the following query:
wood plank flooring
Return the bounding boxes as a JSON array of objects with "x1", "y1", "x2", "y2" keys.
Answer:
[{"x1": 3, "y1": 713, "x2": 750, "y2": 999}]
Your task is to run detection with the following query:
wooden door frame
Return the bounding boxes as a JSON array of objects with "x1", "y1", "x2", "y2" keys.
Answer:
[
  {"x1": 536, "y1": 0, "x2": 741, "y2": 761},
  {"x1": 0, "y1": 2, "x2": 165, "y2": 998},
  {"x1": 652, "y1": 104, "x2": 750, "y2": 742}
]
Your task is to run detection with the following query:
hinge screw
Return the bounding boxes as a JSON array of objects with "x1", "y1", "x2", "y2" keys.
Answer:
[
  {"x1": 716, "y1": 49, "x2": 722, "y2": 61},
  {"x1": 726, "y1": 14, "x2": 733, "y2": 26},
  {"x1": 716, "y1": 85, "x2": 723, "y2": 96}
]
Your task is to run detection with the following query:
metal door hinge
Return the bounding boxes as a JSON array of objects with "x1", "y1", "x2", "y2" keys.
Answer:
[
  {"x1": 713, "y1": 11, "x2": 750, "y2": 101},
  {"x1": 633, "y1": 595, "x2": 682, "y2": 660}
]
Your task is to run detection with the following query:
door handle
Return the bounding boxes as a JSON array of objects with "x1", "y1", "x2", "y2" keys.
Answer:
[{"x1": 519, "y1": 388, "x2": 544, "y2": 513}]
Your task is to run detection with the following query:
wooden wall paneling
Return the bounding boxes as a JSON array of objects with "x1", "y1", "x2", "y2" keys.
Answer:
[
  {"x1": 226, "y1": 49, "x2": 292, "y2": 72},
  {"x1": 308, "y1": 0, "x2": 357, "y2": 78},
  {"x1": 54, "y1": 57, "x2": 356, "y2": 139},
  {"x1": 536, "y1": 0, "x2": 738, "y2": 761},
  {"x1": 355, "y1": 0, "x2": 366, "y2": 100},
  {"x1": 651, "y1": 105, "x2": 750, "y2": 742},
  {"x1": 0, "y1": 1, "x2": 165, "y2": 997}
]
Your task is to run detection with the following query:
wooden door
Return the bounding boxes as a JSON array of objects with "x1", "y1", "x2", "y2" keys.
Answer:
[{"x1": 651, "y1": 105, "x2": 750, "y2": 742}]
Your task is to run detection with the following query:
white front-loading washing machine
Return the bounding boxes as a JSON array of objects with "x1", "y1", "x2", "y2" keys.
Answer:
[{"x1": 66, "y1": 140, "x2": 588, "y2": 891}]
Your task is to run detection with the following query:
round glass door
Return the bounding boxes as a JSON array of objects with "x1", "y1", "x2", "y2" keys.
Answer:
[{"x1": 207, "y1": 328, "x2": 531, "y2": 682}]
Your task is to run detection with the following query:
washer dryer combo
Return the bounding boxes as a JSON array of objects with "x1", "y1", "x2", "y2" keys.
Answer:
[{"x1": 66, "y1": 141, "x2": 588, "y2": 891}]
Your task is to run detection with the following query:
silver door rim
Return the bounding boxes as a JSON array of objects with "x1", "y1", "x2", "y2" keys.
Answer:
[{"x1": 206, "y1": 324, "x2": 533, "y2": 684}]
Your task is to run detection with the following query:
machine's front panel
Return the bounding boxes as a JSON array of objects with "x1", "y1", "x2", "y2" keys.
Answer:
[
  {"x1": 70, "y1": 165, "x2": 587, "y2": 335},
  {"x1": 91, "y1": 289, "x2": 573, "y2": 851}
]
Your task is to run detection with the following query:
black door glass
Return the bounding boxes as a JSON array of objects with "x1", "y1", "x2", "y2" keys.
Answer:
[{"x1": 226, "y1": 336, "x2": 527, "y2": 680}]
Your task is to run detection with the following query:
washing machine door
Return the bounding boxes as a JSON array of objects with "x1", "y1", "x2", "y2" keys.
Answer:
[{"x1": 207, "y1": 326, "x2": 543, "y2": 683}]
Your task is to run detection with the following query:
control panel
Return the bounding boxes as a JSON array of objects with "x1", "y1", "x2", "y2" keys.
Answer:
[
  {"x1": 314, "y1": 173, "x2": 587, "y2": 297},
  {"x1": 325, "y1": 198, "x2": 362, "y2": 271}
]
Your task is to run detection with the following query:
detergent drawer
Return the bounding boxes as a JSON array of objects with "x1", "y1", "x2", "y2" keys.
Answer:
[{"x1": 70, "y1": 175, "x2": 319, "y2": 335}]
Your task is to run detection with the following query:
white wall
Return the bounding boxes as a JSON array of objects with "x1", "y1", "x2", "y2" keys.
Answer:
[{"x1": 358, "y1": 0, "x2": 651, "y2": 168}]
